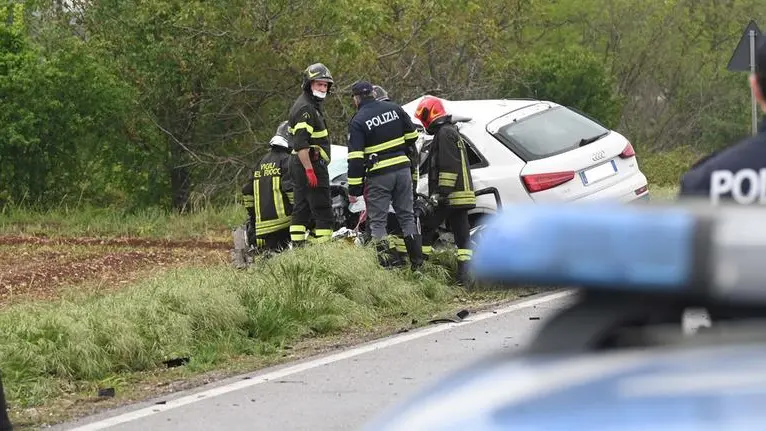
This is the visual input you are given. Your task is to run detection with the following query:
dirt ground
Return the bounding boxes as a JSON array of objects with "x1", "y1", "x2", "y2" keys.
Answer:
[{"x1": 0, "y1": 234, "x2": 231, "y2": 305}]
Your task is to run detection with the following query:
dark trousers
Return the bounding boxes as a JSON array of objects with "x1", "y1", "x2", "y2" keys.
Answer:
[
  {"x1": 422, "y1": 206, "x2": 471, "y2": 261},
  {"x1": 289, "y1": 156, "x2": 334, "y2": 244},
  {"x1": 257, "y1": 229, "x2": 291, "y2": 252}
]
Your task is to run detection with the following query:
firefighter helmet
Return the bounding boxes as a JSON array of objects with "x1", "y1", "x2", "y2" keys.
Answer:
[
  {"x1": 372, "y1": 85, "x2": 390, "y2": 101},
  {"x1": 414, "y1": 96, "x2": 449, "y2": 131},
  {"x1": 269, "y1": 120, "x2": 290, "y2": 149},
  {"x1": 301, "y1": 63, "x2": 334, "y2": 92}
]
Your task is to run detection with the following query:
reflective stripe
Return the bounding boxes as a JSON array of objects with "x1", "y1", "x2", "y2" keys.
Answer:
[
  {"x1": 311, "y1": 228, "x2": 333, "y2": 244},
  {"x1": 365, "y1": 136, "x2": 405, "y2": 154},
  {"x1": 242, "y1": 194, "x2": 254, "y2": 208},
  {"x1": 439, "y1": 177, "x2": 457, "y2": 187},
  {"x1": 286, "y1": 192, "x2": 294, "y2": 205},
  {"x1": 460, "y1": 136, "x2": 471, "y2": 192},
  {"x1": 369, "y1": 155, "x2": 410, "y2": 172},
  {"x1": 457, "y1": 248, "x2": 473, "y2": 262},
  {"x1": 290, "y1": 224, "x2": 307, "y2": 241},
  {"x1": 404, "y1": 130, "x2": 419, "y2": 140},
  {"x1": 439, "y1": 172, "x2": 458, "y2": 180},
  {"x1": 254, "y1": 179, "x2": 261, "y2": 224},
  {"x1": 256, "y1": 217, "x2": 291, "y2": 234},
  {"x1": 348, "y1": 151, "x2": 365, "y2": 159},
  {"x1": 273, "y1": 177, "x2": 286, "y2": 219},
  {"x1": 289, "y1": 121, "x2": 327, "y2": 139},
  {"x1": 422, "y1": 246, "x2": 433, "y2": 255},
  {"x1": 256, "y1": 238, "x2": 265, "y2": 248},
  {"x1": 348, "y1": 177, "x2": 363, "y2": 186}
]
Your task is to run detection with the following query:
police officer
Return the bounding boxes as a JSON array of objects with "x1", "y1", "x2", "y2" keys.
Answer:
[
  {"x1": 678, "y1": 40, "x2": 766, "y2": 322},
  {"x1": 241, "y1": 121, "x2": 294, "y2": 252},
  {"x1": 347, "y1": 81, "x2": 423, "y2": 270},
  {"x1": 287, "y1": 63, "x2": 335, "y2": 246},
  {"x1": 414, "y1": 96, "x2": 476, "y2": 286},
  {"x1": 363, "y1": 84, "x2": 417, "y2": 265}
]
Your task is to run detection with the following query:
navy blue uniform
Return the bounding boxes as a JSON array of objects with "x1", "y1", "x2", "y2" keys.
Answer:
[
  {"x1": 347, "y1": 87, "x2": 423, "y2": 270},
  {"x1": 679, "y1": 120, "x2": 766, "y2": 204},
  {"x1": 678, "y1": 119, "x2": 766, "y2": 322},
  {"x1": 347, "y1": 99, "x2": 419, "y2": 196}
]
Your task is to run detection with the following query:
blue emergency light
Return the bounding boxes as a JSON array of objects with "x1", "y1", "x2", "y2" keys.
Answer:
[
  {"x1": 471, "y1": 202, "x2": 766, "y2": 302},
  {"x1": 471, "y1": 203, "x2": 700, "y2": 292}
]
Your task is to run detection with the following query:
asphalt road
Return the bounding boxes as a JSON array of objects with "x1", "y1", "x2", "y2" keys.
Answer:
[
  {"x1": 53, "y1": 290, "x2": 577, "y2": 431},
  {"x1": 55, "y1": 290, "x2": 710, "y2": 431}
]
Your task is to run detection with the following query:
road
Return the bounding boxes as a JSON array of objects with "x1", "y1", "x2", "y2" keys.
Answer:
[
  {"x1": 54, "y1": 290, "x2": 709, "y2": 431},
  {"x1": 52, "y1": 290, "x2": 573, "y2": 431}
]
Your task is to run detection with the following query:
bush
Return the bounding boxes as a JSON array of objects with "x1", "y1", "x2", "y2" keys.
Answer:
[{"x1": 499, "y1": 45, "x2": 624, "y2": 129}]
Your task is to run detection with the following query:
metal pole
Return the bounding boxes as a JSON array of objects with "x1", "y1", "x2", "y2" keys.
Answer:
[{"x1": 750, "y1": 29, "x2": 758, "y2": 135}]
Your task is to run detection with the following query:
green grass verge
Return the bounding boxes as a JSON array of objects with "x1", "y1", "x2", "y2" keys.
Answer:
[
  {"x1": 0, "y1": 241, "x2": 523, "y2": 413},
  {"x1": 0, "y1": 204, "x2": 243, "y2": 239}
]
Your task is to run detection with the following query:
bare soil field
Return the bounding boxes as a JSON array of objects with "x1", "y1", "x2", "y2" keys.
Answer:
[{"x1": 0, "y1": 234, "x2": 231, "y2": 305}]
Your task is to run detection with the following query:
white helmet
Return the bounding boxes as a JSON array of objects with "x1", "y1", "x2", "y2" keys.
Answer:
[{"x1": 269, "y1": 121, "x2": 291, "y2": 149}]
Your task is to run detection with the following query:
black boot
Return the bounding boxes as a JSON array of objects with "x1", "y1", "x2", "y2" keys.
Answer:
[
  {"x1": 456, "y1": 260, "x2": 472, "y2": 287},
  {"x1": 404, "y1": 234, "x2": 425, "y2": 271},
  {"x1": 375, "y1": 240, "x2": 396, "y2": 268}
]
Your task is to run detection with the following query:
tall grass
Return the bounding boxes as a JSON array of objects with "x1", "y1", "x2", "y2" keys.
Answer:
[{"x1": 0, "y1": 242, "x2": 467, "y2": 407}]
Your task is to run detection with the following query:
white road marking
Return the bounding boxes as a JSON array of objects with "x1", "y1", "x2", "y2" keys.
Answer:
[{"x1": 68, "y1": 290, "x2": 574, "y2": 431}]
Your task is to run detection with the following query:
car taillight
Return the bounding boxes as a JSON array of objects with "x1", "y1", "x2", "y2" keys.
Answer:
[
  {"x1": 619, "y1": 142, "x2": 636, "y2": 158},
  {"x1": 522, "y1": 171, "x2": 575, "y2": 193}
]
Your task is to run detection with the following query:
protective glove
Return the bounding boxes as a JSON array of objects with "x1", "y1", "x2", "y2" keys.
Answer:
[
  {"x1": 430, "y1": 193, "x2": 448, "y2": 207},
  {"x1": 349, "y1": 195, "x2": 359, "y2": 204},
  {"x1": 306, "y1": 168, "x2": 318, "y2": 188}
]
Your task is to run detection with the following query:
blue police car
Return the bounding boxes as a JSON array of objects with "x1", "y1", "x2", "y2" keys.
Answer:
[{"x1": 365, "y1": 202, "x2": 766, "y2": 431}]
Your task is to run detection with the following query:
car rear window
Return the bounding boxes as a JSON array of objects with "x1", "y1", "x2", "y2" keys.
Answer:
[{"x1": 492, "y1": 106, "x2": 609, "y2": 161}]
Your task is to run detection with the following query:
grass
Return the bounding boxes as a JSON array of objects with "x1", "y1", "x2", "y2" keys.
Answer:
[
  {"x1": 0, "y1": 241, "x2": 526, "y2": 427},
  {"x1": 0, "y1": 204, "x2": 243, "y2": 240}
]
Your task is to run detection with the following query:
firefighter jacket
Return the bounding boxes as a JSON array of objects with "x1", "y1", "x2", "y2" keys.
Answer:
[
  {"x1": 347, "y1": 98, "x2": 420, "y2": 196},
  {"x1": 288, "y1": 91, "x2": 331, "y2": 164},
  {"x1": 241, "y1": 148, "x2": 294, "y2": 236},
  {"x1": 427, "y1": 120, "x2": 476, "y2": 209}
]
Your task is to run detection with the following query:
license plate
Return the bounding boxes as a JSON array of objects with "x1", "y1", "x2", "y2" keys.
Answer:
[{"x1": 580, "y1": 160, "x2": 618, "y2": 185}]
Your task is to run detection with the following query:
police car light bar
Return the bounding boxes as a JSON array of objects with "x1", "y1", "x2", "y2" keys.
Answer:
[{"x1": 470, "y1": 202, "x2": 766, "y2": 304}]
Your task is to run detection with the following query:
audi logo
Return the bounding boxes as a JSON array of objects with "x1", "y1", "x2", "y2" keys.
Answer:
[{"x1": 591, "y1": 150, "x2": 606, "y2": 161}]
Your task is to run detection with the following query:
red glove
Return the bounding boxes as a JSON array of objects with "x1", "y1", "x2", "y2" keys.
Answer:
[{"x1": 306, "y1": 168, "x2": 318, "y2": 188}]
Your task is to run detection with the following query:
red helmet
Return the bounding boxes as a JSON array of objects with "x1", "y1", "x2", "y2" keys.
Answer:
[{"x1": 414, "y1": 96, "x2": 448, "y2": 130}]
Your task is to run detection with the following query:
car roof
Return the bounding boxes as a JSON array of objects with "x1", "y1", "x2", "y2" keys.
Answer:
[
  {"x1": 367, "y1": 342, "x2": 766, "y2": 431},
  {"x1": 401, "y1": 96, "x2": 554, "y2": 126}
]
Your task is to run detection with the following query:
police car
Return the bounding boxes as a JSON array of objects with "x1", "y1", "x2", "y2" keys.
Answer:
[
  {"x1": 365, "y1": 201, "x2": 766, "y2": 430},
  {"x1": 329, "y1": 97, "x2": 650, "y2": 231}
]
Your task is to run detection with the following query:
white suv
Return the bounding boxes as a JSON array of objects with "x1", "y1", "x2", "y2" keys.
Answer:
[
  {"x1": 328, "y1": 97, "x2": 650, "y2": 230},
  {"x1": 400, "y1": 97, "x2": 650, "y2": 222}
]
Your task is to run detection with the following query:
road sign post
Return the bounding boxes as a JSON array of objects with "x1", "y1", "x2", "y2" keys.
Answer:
[{"x1": 727, "y1": 20, "x2": 763, "y2": 136}]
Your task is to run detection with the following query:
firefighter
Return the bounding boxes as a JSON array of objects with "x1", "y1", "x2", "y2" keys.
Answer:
[
  {"x1": 347, "y1": 81, "x2": 424, "y2": 270},
  {"x1": 241, "y1": 121, "x2": 294, "y2": 252},
  {"x1": 414, "y1": 96, "x2": 476, "y2": 286},
  {"x1": 287, "y1": 63, "x2": 335, "y2": 246}
]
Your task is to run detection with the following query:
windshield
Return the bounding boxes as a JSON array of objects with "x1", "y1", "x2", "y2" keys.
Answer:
[{"x1": 492, "y1": 106, "x2": 609, "y2": 161}]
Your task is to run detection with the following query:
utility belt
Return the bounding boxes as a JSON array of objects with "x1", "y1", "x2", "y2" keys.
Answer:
[{"x1": 365, "y1": 150, "x2": 410, "y2": 175}]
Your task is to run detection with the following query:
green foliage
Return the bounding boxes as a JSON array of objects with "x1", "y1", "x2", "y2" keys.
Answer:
[
  {"x1": 0, "y1": 242, "x2": 472, "y2": 407},
  {"x1": 2, "y1": 0, "x2": 763, "y2": 209},
  {"x1": 499, "y1": 46, "x2": 624, "y2": 129}
]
